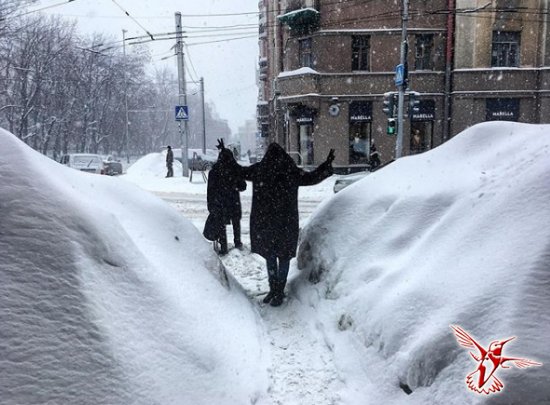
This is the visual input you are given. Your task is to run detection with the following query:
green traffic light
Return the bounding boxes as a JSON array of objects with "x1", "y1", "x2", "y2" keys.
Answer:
[{"x1": 387, "y1": 119, "x2": 396, "y2": 135}]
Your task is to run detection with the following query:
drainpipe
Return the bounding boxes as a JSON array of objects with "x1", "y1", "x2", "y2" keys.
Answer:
[
  {"x1": 536, "y1": 0, "x2": 548, "y2": 123},
  {"x1": 443, "y1": 0, "x2": 455, "y2": 141}
]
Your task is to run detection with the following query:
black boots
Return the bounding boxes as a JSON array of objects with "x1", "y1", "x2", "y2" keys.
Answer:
[
  {"x1": 269, "y1": 280, "x2": 286, "y2": 307},
  {"x1": 263, "y1": 278, "x2": 276, "y2": 304}
]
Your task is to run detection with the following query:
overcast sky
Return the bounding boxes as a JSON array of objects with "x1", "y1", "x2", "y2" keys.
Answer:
[{"x1": 31, "y1": 0, "x2": 259, "y2": 134}]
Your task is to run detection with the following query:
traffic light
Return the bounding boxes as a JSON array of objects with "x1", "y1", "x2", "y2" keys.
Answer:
[
  {"x1": 382, "y1": 92, "x2": 396, "y2": 118},
  {"x1": 408, "y1": 91, "x2": 420, "y2": 116},
  {"x1": 387, "y1": 118, "x2": 396, "y2": 135}
]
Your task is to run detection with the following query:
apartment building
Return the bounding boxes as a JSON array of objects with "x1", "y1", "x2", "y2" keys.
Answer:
[{"x1": 257, "y1": 0, "x2": 550, "y2": 167}]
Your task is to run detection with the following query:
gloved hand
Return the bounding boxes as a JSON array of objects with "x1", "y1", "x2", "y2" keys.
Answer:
[
  {"x1": 216, "y1": 138, "x2": 225, "y2": 150},
  {"x1": 326, "y1": 149, "x2": 335, "y2": 165}
]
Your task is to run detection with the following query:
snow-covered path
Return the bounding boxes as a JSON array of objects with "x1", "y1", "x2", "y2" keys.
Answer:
[{"x1": 156, "y1": 184, "x2": 345, "y2": 405}]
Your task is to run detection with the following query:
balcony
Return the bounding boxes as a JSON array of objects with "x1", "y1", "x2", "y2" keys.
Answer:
[
  {"x1": 257, "y1": 102, "x2": 269, "y2": 122},
  {"x1": 277, "y1": 1, "x2": 320, "y2": 34},
  {"x1": 259, "y1": 57, "x2": 268, "y2": 81}
]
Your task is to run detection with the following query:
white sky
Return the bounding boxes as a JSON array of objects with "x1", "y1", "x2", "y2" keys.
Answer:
[{"x1": 31, "y1": 0, "x2": 260, "y2": 134}]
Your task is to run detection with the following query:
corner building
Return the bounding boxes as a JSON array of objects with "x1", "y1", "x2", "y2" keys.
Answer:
[{"x1": 257, "y1": 0, "x2": 550, "y2": 167}]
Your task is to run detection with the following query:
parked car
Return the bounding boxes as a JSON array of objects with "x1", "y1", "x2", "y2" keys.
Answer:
[
  {"x1": 333, "y1": 171, "x2": 370, "y2": 193},
  {"x1": 59, "y1": 153, "x2": 103, "y2": 174},
  {"x1": 102, "y1": 155, "x2": 123, "y2": 176}
]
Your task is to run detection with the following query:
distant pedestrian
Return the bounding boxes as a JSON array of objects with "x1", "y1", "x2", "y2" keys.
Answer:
[
  {"x1": 369, "y1": 143, "x2": 381, "y2": 170},
  {"x1": 204, "y1": 139, "x2": 246, "y2": 255},
  {"x1": 166, "y1": 146, "x2": 174, "y2": 177},
  {"x1": 236, "y1": 142, "x2": 335, "y2": 306}
]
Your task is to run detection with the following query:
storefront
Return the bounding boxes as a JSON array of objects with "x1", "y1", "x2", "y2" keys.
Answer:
[
  {"x1": 410, "y1": 100, "x2": 435, "y2": 154},
  {"x1": 486, "y1": 98, "x2": 520, "y2": 121},
  {"x1": 348, "y1": 101, "x2": 373, "y2": 164}
]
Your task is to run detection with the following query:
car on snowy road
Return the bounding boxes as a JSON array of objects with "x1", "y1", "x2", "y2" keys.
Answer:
[
  {"x1": 102, "y1": 155, "x2": 123, "y2": 176},
  {"x1": 333, "y1": 171, "x2": 370, "y2": 193},
  {"x1": 59, "y1": 153, "x2": 104, "y2": 174}
]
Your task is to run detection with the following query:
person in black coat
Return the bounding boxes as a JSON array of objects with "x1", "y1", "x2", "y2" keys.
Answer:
[
  {"x1": 165, "y1": 145, "x2": 174, "y2": 177},
  {"x1": 205, "y1": 145, "x2": 246, "y2": 255},
  {"x1": 237, "y1": 142, "x2": 335, "y2": 306}
]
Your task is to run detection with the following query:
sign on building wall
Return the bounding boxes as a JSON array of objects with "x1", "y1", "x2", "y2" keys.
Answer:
[
  {"x1": 294, "y1": 106, "x2": 316, "y2": 124},
  {"x1": 486, "y1": 98, "x2": 519, "y2": 121},
  {"x1": 349, "y1": 101, "x2": 373, "y2": 122},
  {"x1": 410, "y1": 100, "x2": 435, "y2": 122}
]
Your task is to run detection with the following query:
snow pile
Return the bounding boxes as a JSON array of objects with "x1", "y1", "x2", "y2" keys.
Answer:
[
  {"x1": 296, "y1": 122, "x2": 550, "y2": 404},
  {"x1": 123, "y1": 152, "x2": 220, "y2": 194},
  {"x1": 0, "y1": 128, "x2": 268, "y2": 405},
  {"x1": 278, "y1": 67, "x2": 319, "y2": 78},
  {"x1": 125, "y1": 151, "x2": 182, "y2": 178}
]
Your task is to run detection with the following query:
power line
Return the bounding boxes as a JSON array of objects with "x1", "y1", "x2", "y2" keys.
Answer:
[
  {"x1": 184, "y1": 43, "x2": 200, "y2": 83},
  {"x1": 110, "y1": 0, "x2": 155, "y2": 40},
  {"x1": 0, "y1": 0, "x2": 77, "y2": 21}
]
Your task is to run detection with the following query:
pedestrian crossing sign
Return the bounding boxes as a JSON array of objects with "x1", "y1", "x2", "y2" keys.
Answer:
[{"x1": 175, "y1": 105, "x2": 189, "y2": 121}]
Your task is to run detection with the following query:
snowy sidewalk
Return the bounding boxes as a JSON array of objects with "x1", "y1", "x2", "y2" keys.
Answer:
[
  {"x1": 219, "y1": 248, "x2": 344, "y2": 405},
  {"x1": 152, "y1": 177, "x2": 346, "y2": 404}
]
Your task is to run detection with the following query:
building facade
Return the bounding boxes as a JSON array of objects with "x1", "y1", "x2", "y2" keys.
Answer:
[{"x1": 257, "y1": 0, "x2": 550, "y2": 167}]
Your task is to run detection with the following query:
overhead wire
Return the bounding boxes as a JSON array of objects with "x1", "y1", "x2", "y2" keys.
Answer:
[
  {"x1": 0, "y1": 0, "x2": 77, "y2": 21},
  {"x1": 110, "y1": 0, "x2": 155, "y2": 40}
]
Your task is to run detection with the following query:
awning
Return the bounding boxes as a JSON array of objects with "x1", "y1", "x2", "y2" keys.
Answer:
[{"x1": 277, "y1": 8, "x2": 320, "y2": 31}]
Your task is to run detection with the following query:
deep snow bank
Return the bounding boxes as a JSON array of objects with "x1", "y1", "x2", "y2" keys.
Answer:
[
  {"x1": 296, "y1": 122, "x2": 550, "y2": 404},
  {"x1": 0, "y1": 129, "x2": 268, "y2": 404},
  {"x1": 125, "y1": 151, "x2": 182, "y2": 178}
]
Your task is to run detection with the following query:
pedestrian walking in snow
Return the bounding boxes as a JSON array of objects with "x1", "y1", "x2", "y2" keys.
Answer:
[
  {"x1": 236, "y1": 142, "x2": 335, "y2": 306},
  {"x1": 165, "y1": 145, "x2": 174, "y2": 178},
  {"x1": 203, "y1": 139, "x2": 246, "y2": 255},
  {"x1": 369, "y1": 143, "x2": 381, "y2": 170}
]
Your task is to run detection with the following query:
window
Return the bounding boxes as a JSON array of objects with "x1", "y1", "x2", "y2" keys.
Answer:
[
  {"x1": 298, "y1": 124, "x2": 314, "y2": 165},
  {"x1": 348, "y1": 101, "x2": 372, "y2": 164},
  {"x1": 409, "y1": 123, "x2": 433, "y2": 154},
  {"x1": 299, "y1": 38, "x2": 313, "y2": 68},
  {"x1": 349, "y1": 123, "x2": 371, "y2": 164},
  {"x1": 352, "y1": 36, "x2": 370, "y2": 71},
  {"x1": 414, "y1": 34, "x2": 434, "y2": 70},
  {"x1": 491, "y1": 31, "x2": 520, "y2": 67}
]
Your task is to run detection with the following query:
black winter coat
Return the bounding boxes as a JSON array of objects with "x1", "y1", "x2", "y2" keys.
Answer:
[
  {"x1": 206, "y1": 149, "x2": 246, "y2": 224},
  {"x1": 240, "y1": 143, "x2": 332, "y2": 260}
]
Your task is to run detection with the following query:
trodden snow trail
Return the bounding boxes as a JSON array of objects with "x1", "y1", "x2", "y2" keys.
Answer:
[
  {"x1": 220, "y1": 248, "x2": 344, "y2": 405},
  {"x1": 157, "y1": 180, "x2": 346, "y2": 404}
]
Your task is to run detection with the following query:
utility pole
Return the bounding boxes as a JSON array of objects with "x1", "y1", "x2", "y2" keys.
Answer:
[
  {"x1": 200, "y1": 77, "x2": 206, "y2": 154},
  {"x1": 175, "y1": 12, "x2": 189, "y2": 177},
  {"x1": 122, "y1": 29, "x2": 130, "y2": 163},
  {"x1": 396, "y1": 0, "x2": 409, "y2": 159}
]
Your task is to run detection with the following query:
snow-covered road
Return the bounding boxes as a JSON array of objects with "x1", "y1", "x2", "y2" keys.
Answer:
[{"x1": 155, "y1": 185, "x2": 344, "y2": 405}]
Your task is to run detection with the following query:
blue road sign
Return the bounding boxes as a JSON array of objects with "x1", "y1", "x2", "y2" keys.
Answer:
[
  {"x1": 175, "y1": 105, "x2": 189, "y2": 121},
  {"x1": 395, "y1": 64, "x2": 405, "y2": 86}
]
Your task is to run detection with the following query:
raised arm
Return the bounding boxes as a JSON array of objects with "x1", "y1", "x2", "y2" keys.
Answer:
[{"x1": 298, "y1": 149, "x2": 335, "y2": 186}]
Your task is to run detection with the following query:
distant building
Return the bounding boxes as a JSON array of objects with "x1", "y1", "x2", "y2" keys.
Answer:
[
  {"x1": 235, "y1": 119, "x2": 258, "y2": 158},
  {"x1": 257, "y1": 0, "x2": 550, "y2": 167}
]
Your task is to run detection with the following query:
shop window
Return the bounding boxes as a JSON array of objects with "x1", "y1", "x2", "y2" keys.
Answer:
[
  {"x1": 414, "y1": 34, "x2": 434, "y2": 70},
  {"x1": 349, "y1": 122, "x2": 371, "y2": 164},
  {"x1": 298, "y1": 124, "x2": 314, "y2": 165},
  {"x1": 410, "y1": 122, "x2": 433, "y2": 154},
  {"x1": 491, "y1": 31, "x2": 520, "y2": 67},
  {"x1": 352, "y1": 36, "x2": 370, "y2": 71},
  {"x1": 299, "y1": 38, "x2": 313, "y2": 68}
]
